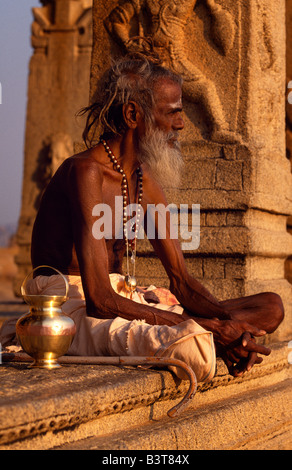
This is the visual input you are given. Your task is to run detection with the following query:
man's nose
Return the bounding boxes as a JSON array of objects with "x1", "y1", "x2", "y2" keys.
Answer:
[{"x1": 174, "y1": 114, "x2": 185, "y2": 131}]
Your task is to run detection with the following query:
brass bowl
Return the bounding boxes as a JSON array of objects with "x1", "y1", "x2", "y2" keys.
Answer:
[{"x1": 16, "y1": 266, "x2": 76, "y2": 369}]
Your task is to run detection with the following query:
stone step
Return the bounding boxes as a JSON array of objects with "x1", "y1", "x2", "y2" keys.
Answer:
[
  {"x1": 0, "y1": 341, "x2": 291, "y2": 450},
  {"x1": 55, "y1": 378, "x2": 292, "y2": 450}
]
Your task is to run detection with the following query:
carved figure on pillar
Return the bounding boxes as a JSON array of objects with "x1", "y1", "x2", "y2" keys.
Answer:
[{"x1": 105, "y1": 0, "x2": 240, "y2": 143}]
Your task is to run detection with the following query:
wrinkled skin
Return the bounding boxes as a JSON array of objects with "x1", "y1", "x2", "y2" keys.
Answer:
[{"x1": 31, "y1": 78, "x2": 284, "y2": 377}]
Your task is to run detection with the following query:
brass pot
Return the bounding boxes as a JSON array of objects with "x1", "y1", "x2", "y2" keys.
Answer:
[{"x1": 16, "y1": 265, "x2": 76, "y2": 369}]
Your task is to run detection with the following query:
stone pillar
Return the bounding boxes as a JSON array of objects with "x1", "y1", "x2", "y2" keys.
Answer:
[
  {"x1": 287, "y1": 0, "x2": 292, "y2": 163},
  {"x1": 14, "y1": 0, "x2": 93, "y2": 294},
  {"x1": 90, "y1": 0, "x2": 292, "y2": 342},
  {"x1": 285, "y1": 0, "x2": 292, "y2": 284}
]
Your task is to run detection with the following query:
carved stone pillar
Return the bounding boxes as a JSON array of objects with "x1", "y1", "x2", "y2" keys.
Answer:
[
  {"x1": 14, "y1": 0, "x2": 93, "y2": 294},
  {"x1": 90, "y1": 0, "x2": 291, "y2": 342}
]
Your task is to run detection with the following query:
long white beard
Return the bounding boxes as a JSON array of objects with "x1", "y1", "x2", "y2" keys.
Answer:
[{"x1": 138, "y1": 128, "x2": 184, "y2": 188}]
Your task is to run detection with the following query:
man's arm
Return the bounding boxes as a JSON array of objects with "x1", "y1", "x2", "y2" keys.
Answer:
[
  {"x1": 66, "y1": 156, "x2": 189, "y2": 326},
  {"x1": 141, "y1": 172, "x2": 272, "y2": 373},
  {"x1": 104, "y1": 2, "x2": 136, "y2": 48},
  {"x1": 142, "y1": 173, "x2": 228, "y2": 319}
]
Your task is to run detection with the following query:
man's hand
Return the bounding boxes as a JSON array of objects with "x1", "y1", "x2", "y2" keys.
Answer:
[{"x1": 215, "y1": 320, "x2": 271, "y2": 377}]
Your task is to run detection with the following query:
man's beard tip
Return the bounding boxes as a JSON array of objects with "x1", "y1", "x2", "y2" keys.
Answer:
[{"x1": 138, "y1": 128, "x2": 184, "y2": 188}]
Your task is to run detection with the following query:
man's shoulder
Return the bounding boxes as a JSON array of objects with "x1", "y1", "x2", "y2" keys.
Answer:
[{"x1": 63, "y1": 147, "x2": 104, "y2": 180}]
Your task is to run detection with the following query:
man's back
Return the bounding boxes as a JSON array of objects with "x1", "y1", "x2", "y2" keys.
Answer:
[{"x1": 31, "y1": 155, "x2": 81, "y2": 274}]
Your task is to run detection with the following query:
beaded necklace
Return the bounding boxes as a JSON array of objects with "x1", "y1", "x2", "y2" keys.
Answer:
[{"x1": 101, "y1": 139, "x2": 142, "y2": 293}]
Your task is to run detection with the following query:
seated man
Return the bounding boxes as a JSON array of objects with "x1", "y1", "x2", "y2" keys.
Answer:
[{"x1": 0, "y1": 54, "x2": 284, "y2": 380}]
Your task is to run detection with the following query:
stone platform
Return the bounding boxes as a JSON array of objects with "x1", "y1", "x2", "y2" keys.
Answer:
[{"x1": 0, "y1": 341, "x2": 291, "y2": 450}]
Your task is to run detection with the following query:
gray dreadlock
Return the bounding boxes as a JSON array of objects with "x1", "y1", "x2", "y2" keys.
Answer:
[{"x1": 78, "y1": 53, "x2": 182, "y2": 148}]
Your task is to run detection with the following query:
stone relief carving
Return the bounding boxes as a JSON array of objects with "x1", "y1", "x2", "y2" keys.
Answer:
[
  {"x1": 104, "y1": 0, "x2": 240, "y2": 143},
  {"x1": 30, "y1": 134, "x2": 73, "y2": 212},
  {"x1": 50, "y1": 133, "x2": 74, "y2": 176},
  {"x1": 255, "y1": 0, "x2": 276, "y2": 72}
]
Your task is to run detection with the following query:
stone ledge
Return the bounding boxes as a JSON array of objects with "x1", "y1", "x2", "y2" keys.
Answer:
[
  {"x1": 57, "y1": 378, "x2": 292, "y2": 450},
  {"x1": 0, "y1": 342, "x2": 291, "y2": 450}
]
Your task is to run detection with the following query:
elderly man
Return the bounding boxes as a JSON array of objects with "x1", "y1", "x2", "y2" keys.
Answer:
[{"x1": 0, "y1": 54, "x2": 283, "y2": 380}]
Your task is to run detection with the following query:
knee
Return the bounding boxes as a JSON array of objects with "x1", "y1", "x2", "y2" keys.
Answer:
[{"x1": 265, "y1": 292, "x2": 285, "y2": 330}]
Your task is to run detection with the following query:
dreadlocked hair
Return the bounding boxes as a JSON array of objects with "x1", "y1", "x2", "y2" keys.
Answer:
[{"x1": 77, "y1": 52, "x2": 182, "y2": 148}]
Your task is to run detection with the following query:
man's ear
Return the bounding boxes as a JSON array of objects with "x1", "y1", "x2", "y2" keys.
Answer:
[{"x1": 123, "y1": 101, "x2": 142, "y2": 129}]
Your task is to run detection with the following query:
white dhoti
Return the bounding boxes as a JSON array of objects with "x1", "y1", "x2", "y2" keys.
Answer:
[{"x1": 0, "y1": 274, "x2": 216, "y2": 382}]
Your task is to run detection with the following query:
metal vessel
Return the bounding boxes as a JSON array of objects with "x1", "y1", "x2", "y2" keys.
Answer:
[{"x1": 16, "y1": 265, "x2": 76, "y2": 369}]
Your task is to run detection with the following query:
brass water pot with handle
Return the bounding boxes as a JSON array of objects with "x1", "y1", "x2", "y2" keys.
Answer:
[{"x1": 16, "y1": 265, "x2": 76, "y2": 369}]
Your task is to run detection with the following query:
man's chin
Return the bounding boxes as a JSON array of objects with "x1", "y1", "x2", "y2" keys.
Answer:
[{"x1": 168, "y1": 140, "x2": 181, "y2": 152}]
